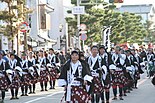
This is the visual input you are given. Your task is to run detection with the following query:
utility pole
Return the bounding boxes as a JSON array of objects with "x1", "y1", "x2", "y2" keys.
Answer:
[
  {"x1": 24, "y1": 32, "x2": 28, "y2": 51},
  {"x1": 8, "y1": 2, "x2": 14, "y2": 51},
  {"x1": 77, "y1": 0, "x2": 81, "y2": 50}
]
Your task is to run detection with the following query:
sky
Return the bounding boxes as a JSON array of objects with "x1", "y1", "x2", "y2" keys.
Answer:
[
  {"x1": 123, "y1": 0, "x2": 155, "y2": 5},
  {"x1": 105, "y1": 0, "x2": 155, "y2": 5},
  {"x1": 63, "y1": 0, "x2": 155, "y2": 6}
]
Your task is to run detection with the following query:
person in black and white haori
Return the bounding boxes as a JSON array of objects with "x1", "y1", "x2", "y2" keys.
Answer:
[
  {"x1": 109, "y1": 46, "x2": 130, "y2": 100},
  {"x1": 58, "y1": 50, "x2": 93, "y2": 103},
  {"x1": 20, "y1": 52, "x2": 31, "y2": 96},
  {"x1": 123, "y1": 50, "x2": 135, "y2": 92},
  {"x1": 130, "y1": 49, "x2": 144, "y2": 89},
  {"x1": 48, "y1": 48, "x2": 60, "y2": 89},
  {"x1": 28, "y1": 52, "x2": 38, "y2": 94},
  {"x1": 0, "y1": 50, "x2": 10, "y2": 103},
  {"x1": 145, "y1": 48, "x2": 155, "y2": 78},
  {"x1": 99, "y1": 45, "x2": 111, "y2": 103},
  {"x1": 86, "y1": 46, "x2": 108, "y2": 103},
  {"x1": 38, "y1": 50, "x2": 50, "y2": 91},
  {"x1": 7, "y1": 67, "x2": 22, "y2": 100}
]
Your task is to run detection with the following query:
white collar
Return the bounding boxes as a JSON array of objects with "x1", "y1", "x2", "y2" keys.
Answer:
[
  {"x1": 69, "y1": 61, "x2": 80, "y2": 79},
  {"x1": 71, "y1": 60, "x2": 79, "y2": 69},
  {"x1": 50, "y1": 54, "x2": 55, "y2": 58},
  {"x1": 39, "y1": 57, "x2": 45, "y2": 60},
  {"x1": 101, "y1": 53, "x2": 107, "y2": 58},
  {"x1": 22, "y1": 59, "x2": 27, "y2": 63},
  {"x1": 28, "y1": 58, "x2": 35, "y2": 61},
  {"x1": 91, "y1": 55, "x2": 98, "y2": 61}
]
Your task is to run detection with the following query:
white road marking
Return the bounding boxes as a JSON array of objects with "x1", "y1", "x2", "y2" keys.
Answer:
[{"x1": 24, "y1": 91, "x2": 64, "y2": 103}]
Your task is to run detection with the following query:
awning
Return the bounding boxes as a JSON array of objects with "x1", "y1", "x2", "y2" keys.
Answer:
[
  {"x1": 39, "y1": 3, "x2": 54, "y2": 13},
  {"x1": 30, "y1": 34, "x2": 45, "y2": 42},
  {"x1": 38, "y1": 29, "x2": 57, "y2": 43},
  {"x1": 38, "y1": 34, "x2": 57, "y2": 43}
]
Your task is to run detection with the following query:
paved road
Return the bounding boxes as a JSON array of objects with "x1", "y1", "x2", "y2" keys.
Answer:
[{"x1": 3, "y1": 73, "x2": 155, "y2": 103}]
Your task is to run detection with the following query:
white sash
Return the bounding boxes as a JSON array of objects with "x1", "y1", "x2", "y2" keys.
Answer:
[
  {"x1": 21, "y1": 60, "x2": 27, "y2": 68},
  {"x1": 147, "y1": 54, "x2": 152, "y2": 62},
  {"x1": 120, "y1": 55, "x2": 125, "y2": 66},
  {"x1": 10, "y1": 59, "x2": 17, "y2": 69},
  {"x1": 29, "y1": 58, "x2": 35, "y2": 65},
  {"x1": 39, "y1": 58, "x2": 45, "y2": 66},
  {"x1": 49, "y1": 54, "x2": 56, "y2": 64},
  {"x1": 88, "y1": 56, "x2": 98, "y2": 70},
  {"x1": 112, "y1": 54, "x2": 118, "y2": 65}
]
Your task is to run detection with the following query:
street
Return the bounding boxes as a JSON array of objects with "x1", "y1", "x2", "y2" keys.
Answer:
[{"x1": 3, "y1": 73, "x2": 155, "y2": 103}]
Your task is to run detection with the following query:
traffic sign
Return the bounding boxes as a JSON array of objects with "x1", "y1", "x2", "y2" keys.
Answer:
[
  {"x1": 19, "y1": 22, "x2": 29, "y2": 33},
  {"x1": 80, "y1": 24, "x2": 86, "y2": 30},
  {"x1": 72, "y1": 6, "x2": 85, "y2": 14},
  {"x1": 80, "y1": 34, "x2": 87, "y2": 41}
]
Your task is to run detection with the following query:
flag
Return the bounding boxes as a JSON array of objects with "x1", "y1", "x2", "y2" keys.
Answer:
[{"x1": 103, "y1": 26, "x2": 112, "y2": 50}]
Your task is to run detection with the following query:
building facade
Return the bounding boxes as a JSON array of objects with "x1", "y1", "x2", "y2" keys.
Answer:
[
  {"x1": 26, "y1": 0, "x2": 56, "y2": 51},
  {"x1": 118, "y1": 4, "x2": 155, "y2": 24},
  {"x1": 26, "y1": 0, "x2": 70, "y2": 51},
  {"x1": 0, "y1": 0, "x2": 72, "y2": 52}
]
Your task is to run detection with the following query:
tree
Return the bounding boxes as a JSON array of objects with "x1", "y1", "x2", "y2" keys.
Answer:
[
  {"x1": 0, "y1": 0, "x2": 32, "y2": 51},
  {"x1": 67, "y1": 0, "x2": 147, "y2": 46},
  {"x1": 144, "y1": 20, "x2": 155, "y2": 43}
]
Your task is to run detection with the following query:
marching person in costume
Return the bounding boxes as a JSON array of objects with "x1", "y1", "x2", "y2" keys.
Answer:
[
  {"x1": 30, "y1": 64, "x2": 40, "y2": 94},
  {"x1": 0, "y1": 51, "x2": 10, "y2": 103},
  {"x1": 130, "y1": 49, "x2": 143, "y2": 89},
  {"x1": 58, "y1": 50, "x2": 93, "y2": 103},
  {"x1": 48, "y1": 62, "x2": 60, "y2": 90},
  {"x1": 48, "y1": 48, "x2": 60, "y2": 89},
  {"x1": 99, "y1": 45, "x2": 111, "y2": 103},
  {"x1": 39, "y1": 50, "x2": 50, "y2": 91},
  {"x1": 20, "y1": 52, "x2": 31, "y2": 96},
  {"x1": 145, "y1": 48, "x2": 155, "y2": 78},
  {"x1": 7, "y1": 67, "x2": 22, "y2": 100},
  {"x1": 123, "y1": 50, "x2": 134, "y2": 95},
  {"x1": 86, "y1": 45, "x2": 107, "y2": 103},
  {"x1": 109, "y1": 46, "x2": 130, "y2": 100},
  {"x1": 28, "y1": 52, "x2": 38, "y2": 94}
]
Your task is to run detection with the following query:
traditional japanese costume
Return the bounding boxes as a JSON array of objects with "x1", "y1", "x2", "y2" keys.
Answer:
[
  {"x1": 86, "y1": 55, "x2": 107, "y2": 94},
  {"x1": 58, "y1": 60, "x2": 93, "y2": 102}
]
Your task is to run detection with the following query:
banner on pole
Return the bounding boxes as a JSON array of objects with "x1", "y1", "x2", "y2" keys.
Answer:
[{"x1": 103, "y1": 26, "x2": 112, "y2": 50}]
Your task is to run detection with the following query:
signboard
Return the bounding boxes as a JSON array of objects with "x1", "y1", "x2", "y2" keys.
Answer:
[
  {"x1": 72, "y1": 6, "x2": 85, "y2": 14},
  {"x1": 19, "y1": 22, "x2": 29, "y2": 33},
  {"x1": 80, "y1": 34, "x2": 87, "y2": 41}
]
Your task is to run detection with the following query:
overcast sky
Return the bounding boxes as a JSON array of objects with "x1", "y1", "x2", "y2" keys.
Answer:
[
  {"x1": 64, "y1": 0, "x2": 155, "y2": 6},
  {"x1": 105, "y1": 0, "x2": 155, "y2": 5}
]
